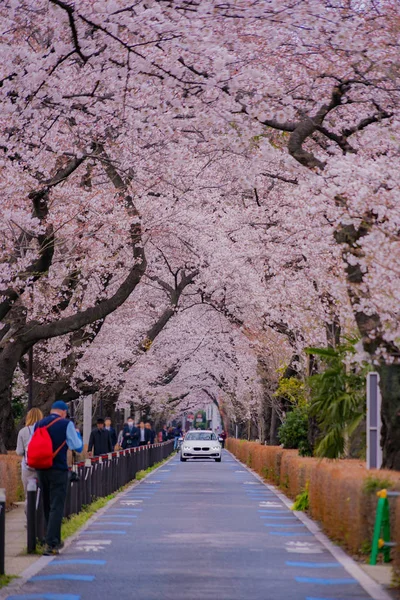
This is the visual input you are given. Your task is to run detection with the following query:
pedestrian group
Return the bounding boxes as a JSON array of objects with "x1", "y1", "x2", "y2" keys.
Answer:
[{"x1": 16, "y1": 404, "x2": 225, "y2": 556}]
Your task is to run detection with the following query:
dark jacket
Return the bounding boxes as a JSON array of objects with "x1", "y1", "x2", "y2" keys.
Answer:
[
  {"x1": 88, "y1": 428, "x2": 113, "y2": 456},
  {"x1": 138, "y1": 427, "x2": 151, "y2": 444},
  {"x1": 34, "y1": 414, "x2": 69, "y2": 471},
  {"x1": 161, "y1": 428, "x2": 168, "y2": 442},
  {"x1": 149, "y1": 428, "x2": 156, "y2": 444},
  {"x1": 105, "y1": 426, "x2": 117, "y2": 449},
  {"x1": 121, "y1": 424, "x2": 139, "y2": 449}
]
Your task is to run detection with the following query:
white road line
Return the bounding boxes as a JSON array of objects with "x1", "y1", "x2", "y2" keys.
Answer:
[{"x1": 225, "y1": 449, "x2": 392, "y2": 600}]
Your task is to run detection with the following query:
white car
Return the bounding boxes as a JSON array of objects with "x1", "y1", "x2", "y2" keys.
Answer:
[{"x1": 180, "y1": 430, "x2": 222, "y2": 462}]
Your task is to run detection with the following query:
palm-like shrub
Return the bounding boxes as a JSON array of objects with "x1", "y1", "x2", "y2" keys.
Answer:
[{"x1": 306, "y1": 341, "x2": 371, "y2": 459}]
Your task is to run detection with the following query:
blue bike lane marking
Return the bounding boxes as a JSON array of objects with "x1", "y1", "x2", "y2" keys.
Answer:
[
  {"x1": 269, "y1": 531, "x2": 314, "y2": 537},
  {"x1": 101, "y1": 514, "x2": 137, "y2": 518},
  {"x1": 259, "y1": 511, "x2": 298, "y2": 522},
  {"x1": 6, "y1": 595, "x2": 81, "y2": 600},
  {"x1": 48, "y1": 560, "x2": 106, "y2": 566},
  {"x1": 80, "y1": 530, "x2": 127, "y2": 534},
  {"x1": 29, "y1": 575, "x2": 95, "y2": 582},
  {"x1": 109, "y1": 508, "x2": 142, "y2": 511},
  {"x1": 286, "y1": 563, "x2": 340, "y2": 569},
  {"x1": 264, "y1": 523, "x2": 308, "y2": 527},
  {"x1": 234, "y1": 453, "x2": 371, "y2": 600},
  {"x1": 5, "y1": 455, "x2": 376, "y2": 600},
  {"x1": 306, "y1": 597, "x2": 371, "y2": 600},
  {"x1": 296, "y1": 577, "x2": 358, "y2": 585},
  {"x1": 4, "y1": 463, "x2": 173, "y2": 600},
  {"x1": 95, "y1": 521, "x2": 133, "y2": 525}
]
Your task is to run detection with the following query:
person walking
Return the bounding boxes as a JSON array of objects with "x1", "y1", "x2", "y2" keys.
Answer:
[
  {"x1": 145, "y1": 422, "x2": 156, "y2": 445},
  {"x1": 219, "y1": 430, "x2": 227, "y2": 449},
  {"x1": 117, "y1": 425, "x2": 125, "y2": 449},
  {"x1": 16, "y1": 407, "x2": 43, "y2": 512},
  {"x1": 105, "y1": 417, "x2": 117, "y2": 450},
  {"x1": 161, "y1": 425, "x2": 168, "y2": 442},
  {"x1": 138, "y1": 421, "x2": 151, "y2": 446},
  {"x1": 121, "y1": 417, "x2": 139, "y2": 449},
  {"x1": 33, "y1": 400, "x2": 83, "y2": 555},
  {"x1": 88, "y1": 418, "x2": 113, "y2": 457},
  {"x1": 173, "y1": 424, "x2": 183, "y2": 451}
]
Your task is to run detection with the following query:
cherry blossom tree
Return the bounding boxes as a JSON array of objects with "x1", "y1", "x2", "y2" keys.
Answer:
[{"x1": 1, "y1": 0, "x2": 399, "y2": 466}]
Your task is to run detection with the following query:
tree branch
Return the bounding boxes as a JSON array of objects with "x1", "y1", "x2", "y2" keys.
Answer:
[
  {"x1": 0, "y1": 155, "x2": 87, "y2": 321},
  {"x1": 19, "y1": 155, "x2": 146, "y2": 344},
  {"x1": 49, "y1": 0, "x2": 88, "y2": 62}
]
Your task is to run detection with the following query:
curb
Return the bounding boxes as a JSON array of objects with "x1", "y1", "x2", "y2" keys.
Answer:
[
  {"x1": 226, "y1": 449, "x2": 393, "y2": 600},
  {"x1": 0, "y1": 454, "x2": 175, "y2": 600}
]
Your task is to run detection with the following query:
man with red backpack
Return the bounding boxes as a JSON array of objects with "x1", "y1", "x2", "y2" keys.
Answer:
[{"x1": 28, "y1": 400, "x2": 83, "y2": 555}]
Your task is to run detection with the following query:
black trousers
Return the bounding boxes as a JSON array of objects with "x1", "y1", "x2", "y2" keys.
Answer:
[{"x1": 38, "y1": 469, "x2": 69, "y2": 548}]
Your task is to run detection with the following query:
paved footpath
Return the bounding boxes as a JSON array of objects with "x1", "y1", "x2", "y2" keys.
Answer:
[{"x1": 1, "y1": 451, "x2": 390, "y2": 600}]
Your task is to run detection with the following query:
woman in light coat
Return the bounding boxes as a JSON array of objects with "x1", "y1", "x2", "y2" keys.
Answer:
[{"x1": 16, "y1": 407, "x2": 43, "y2": 508}]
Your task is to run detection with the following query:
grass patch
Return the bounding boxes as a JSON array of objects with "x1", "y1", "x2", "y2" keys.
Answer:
[
  {"x1": 61, "y1": 494, "x2": 116, "y2": 541},
  {"x1": 0, "y1": 575, "x2": 17, "y2": 589},
  {"x1": 363, "y1": 476, "x2": 393, "y2": 494},
  {"x1": 292, "y1": 483, "x2": 309, "y2": 511},
  {"x1": 360, "y1": 540, "x2": 372, "y2": 555},
  {"x1": 134, "y1": 458, "x2": 170, "y2": 481}
]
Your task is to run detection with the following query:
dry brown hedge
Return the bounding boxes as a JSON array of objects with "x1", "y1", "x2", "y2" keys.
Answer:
[
  {"x1": 0, "y1": 454, "x2": 23, "y2": 509},
  {"x1": 227, "y1": 438, "x2": 400, "y2": 573}
]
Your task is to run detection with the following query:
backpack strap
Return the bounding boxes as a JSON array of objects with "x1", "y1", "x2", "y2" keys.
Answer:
[
  {"x1": 43, "y1": 416, "x2": 68, "y2": 459},
  {"x1": 53, "y1": 439, "x2": 67, "y2": 458},
  {"x1": 44, "y1": 416, "x2": 63, "y2": 430}
]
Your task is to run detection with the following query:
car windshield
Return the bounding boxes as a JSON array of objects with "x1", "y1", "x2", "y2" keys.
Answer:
[{"x1": 185, "y1": 432, "x2": 217, "y2": 441}]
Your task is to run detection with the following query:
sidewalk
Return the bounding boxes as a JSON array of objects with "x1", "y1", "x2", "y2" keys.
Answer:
[
  {"x1": 359, "y1": 564, "x2": 394, "y2": 589},
  {"x1": 5, "y1": 503, "x2": 40, "y2": 576}
]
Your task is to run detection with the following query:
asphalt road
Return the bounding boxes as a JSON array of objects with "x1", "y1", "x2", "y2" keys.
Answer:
[{"x1": 4, "y1": 451, "x2": 377, "y2": 600}]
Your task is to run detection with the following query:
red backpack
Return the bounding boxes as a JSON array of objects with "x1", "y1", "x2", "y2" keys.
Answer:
[{"x1": 27, "y1": 417, "x2": 67, "y2": 470}]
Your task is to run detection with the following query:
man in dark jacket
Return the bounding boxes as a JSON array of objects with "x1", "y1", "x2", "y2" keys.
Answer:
[
  {"x1": 121, "y1": 417, "x2": 139, "y2": 449},
  {"x1": 105, "y1": 417, "x2": 117, "y2": 450},
  {"x1": 146, "y1": 422, "x2": 156, "y2": 444},
  {"x1": 34, "y1": 400, "x2": 83, "y2": 555},
  {"x1": 161, "y1": 425, "x2": 168, "y2": 442},
  {"x1": 219, "y1": 430, "x2": 227, "y2": 449},
  {"x1": 88, "y1": 418, "x2": 113, "y2": 457},
  {"x1": 174, "y1": 424, "x2": 183, "y2": 450},
  {"x1": 138, "y1": 421, "x2": 151, "y2": 446}
]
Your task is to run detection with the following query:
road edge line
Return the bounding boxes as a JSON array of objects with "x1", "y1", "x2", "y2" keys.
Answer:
[
  {"x1": 225, "y1": 449, "x2": 393, "y2": 600},
  {"x1": 0, "y1": 453, "x2": 175, "y2": 600}
]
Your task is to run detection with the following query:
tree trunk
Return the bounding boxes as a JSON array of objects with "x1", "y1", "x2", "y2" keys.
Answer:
[
  {"x1": 307, "y1": 416, "x2": 319, "y2": 454},
  {"x1": 270, "y1": 408, "x2": 280, "y2": 445},
  {"x1": 334, "y1": 211, "x2": 400, "y2": 468},
  {"x1": 380, "y1": 363, "x2": 400, "y2": 470},
  {"x1": 0, "y1": 341, "x2": 26, "y2": 452},
  {"x1": 263, "y1": 403, "x2": 272, "y2": 444}
]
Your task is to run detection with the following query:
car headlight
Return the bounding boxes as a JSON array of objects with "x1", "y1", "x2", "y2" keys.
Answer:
[
  {"x1": 183, "y1": 446, "x2": 191, "y2": 451},
  {"x1": 212, "y1": 446, "x2": 221, "y2": 450}
]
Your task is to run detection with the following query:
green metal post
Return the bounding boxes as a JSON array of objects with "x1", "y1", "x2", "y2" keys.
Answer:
[{"x1": 370, "y1": 493, "x2": 391, "y2": 565}]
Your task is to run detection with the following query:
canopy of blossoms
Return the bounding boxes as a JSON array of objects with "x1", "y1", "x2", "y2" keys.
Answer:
[{"x1": 1, "y1": 0, "x2": 399, "y2": 465}]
